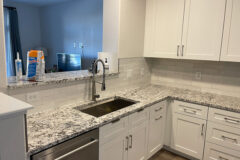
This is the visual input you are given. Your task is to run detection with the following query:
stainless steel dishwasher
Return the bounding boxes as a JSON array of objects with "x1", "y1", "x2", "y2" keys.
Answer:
[{"x1": 31, "y1": 129, "x2": 99, "y2": 160}]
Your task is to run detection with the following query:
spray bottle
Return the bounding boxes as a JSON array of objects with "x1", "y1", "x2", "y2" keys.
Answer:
[{"x1": 15, "y1": 52, "x2": 23, "y2": 81}]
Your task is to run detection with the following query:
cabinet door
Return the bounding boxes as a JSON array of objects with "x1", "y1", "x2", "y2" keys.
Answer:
[
  {"x1": 144, "y1": 0, "x2": 185, "y2": 58},
  {"x1": 221, "y1": 0, "x2": 240, "y2": 62},
  {"x1": 128, "y1": 109, "x2": 149, "y2": 160},
  {"x1": 181, "y1": 0, "x2": 226, "y2": 60},
  {"x1": 99, "y1": 136, "x2": 128, "y2": 160},
  {"x1": 147, "y1": 104, "x2": 166, "y2": 159},
  {"x1": 171, "y1": 113, "x2": 206, "y2": 159},
  {"x1": 99, "y1": 117, "x2": 128, "y2": 160},
  {"x1": 128, "y1": 121, "x2": 148, "y2": 160},
  {"x1": 0, "y1": 115, "x2": 26, "y2": 160}
]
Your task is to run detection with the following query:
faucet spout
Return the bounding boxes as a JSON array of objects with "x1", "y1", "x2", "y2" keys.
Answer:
[{"x1": 92, "y1": 59, "x2": 106, "y2": 101}]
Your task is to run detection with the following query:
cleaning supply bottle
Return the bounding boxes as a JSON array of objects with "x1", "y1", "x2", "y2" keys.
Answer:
[
  {"x1": 26, "y1": 50, "x2": 39, "y2": 81},
  {"x1": 39, "y1": 52, "x2": 45, "y2": 81},
  {"x1": 15, "y1": 52, "x2": 23, "y2": 81}
]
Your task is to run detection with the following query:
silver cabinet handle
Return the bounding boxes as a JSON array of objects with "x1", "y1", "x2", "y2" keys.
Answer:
[
  {"x1": 181, "y1": 45, "x2": 184, "y2": 56},
  {"x1": 155, "y1": 107, "x2": 162, "y2": 112},
  {"x1": 155, "y1": 116, "x2": 162, "y2": 121},
  {"x1": 54, "y1": 139, "x2": 98, "y2": 160},
  {"x1": 125, "y1": 136, "x2": 129, "y2": 151},
  {"x1": 222, "y1": 135, "x2": 238, "y2": 143},
  {"x1": 219, "y1": 156, "x2": 229, "y2": 160},
  {"x1": 184, "y1": 108, "x2": 197, "y2": 115},
  {"x1": 177, "y1": 45, "x2": 180, "y2": 56},
  {"x1": 201, "y1": 124, "x2": 205, "y2": 136},
  {"x1": 129, "y1": 135, "x2": 133, "y2": 149},
  {"x1": 224, "y1": 117, "x2": 240, "y2": 124}
]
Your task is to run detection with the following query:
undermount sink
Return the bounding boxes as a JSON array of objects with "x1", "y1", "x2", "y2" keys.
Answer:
[{"x1": 76, "y1": 97, "x2": 138, "y2": 117}]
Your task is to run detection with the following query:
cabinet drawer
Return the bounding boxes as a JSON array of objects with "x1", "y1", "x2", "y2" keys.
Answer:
[
  {"x1": 206, "y1": 122, "x2": 240, "y2": 151},
  {"x1": 150, "y1": 101, "x2": 166, "y2": 115},
  {"x1": 204, "y1": 142, "x2": 240, "y2": 160},
  {"x1": 208, "y1": 108, "x2": 240, "y2": 129},
  {"x1": 100, "y1": 116, "x2": 128, "y2": 144},
  {"x1": 173, "y1": 101, "x2": 208, "y2": 120}
]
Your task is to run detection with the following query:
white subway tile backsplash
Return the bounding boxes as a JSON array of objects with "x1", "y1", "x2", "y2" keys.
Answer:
[
  {"x1": 7, "y1": 58, "x2": 151, "y2": 113},
  {"x1": 149, "y1": 58, "x2": 240, "y2": 97}
]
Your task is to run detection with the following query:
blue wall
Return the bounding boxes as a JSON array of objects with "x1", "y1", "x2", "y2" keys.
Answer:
[
  {"x1": 40, "y1": 0, "x2": 103, "y2": 69},
  {"x1": 3, "y1": 1, "x2": 42, "y2": 69}
]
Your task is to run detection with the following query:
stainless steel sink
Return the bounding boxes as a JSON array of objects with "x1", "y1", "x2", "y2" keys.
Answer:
[{"x1": 76, "y1": 97, "x2": 138, "y2": 117}]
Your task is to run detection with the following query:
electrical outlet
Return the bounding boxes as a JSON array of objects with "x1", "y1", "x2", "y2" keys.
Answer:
[
  {"x1": 26, "y1": 92, "x2": 39, "y2": 102},
  {"x1": 195, "y1": 72, "x2": 202, "y2": 80}
]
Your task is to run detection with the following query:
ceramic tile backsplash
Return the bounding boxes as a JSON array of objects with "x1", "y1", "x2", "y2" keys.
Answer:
[
  {"x1": 6, "y1": 58, "x2": 151, "y2": 113},
  {"x1": 149, "y1": 58, "x2": 240, "y2": 97}
]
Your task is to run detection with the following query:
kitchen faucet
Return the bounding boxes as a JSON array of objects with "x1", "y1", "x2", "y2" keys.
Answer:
[{"x1": 92, "y1": 59, "x2": 106, "y2": 101}]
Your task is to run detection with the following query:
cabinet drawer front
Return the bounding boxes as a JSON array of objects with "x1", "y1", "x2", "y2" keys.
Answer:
[
  {"x1": 173, "y1": 101, "x2": 208, "y2": 119},
  {"x1": 206, "y1": 122, "x2": 240, "y2": 151},
  {"x1": 208, "y1": 108, "x2": 240, "y2": 128},
  {"x1": 100, "y1": 116, "x2": 128, "y2": 144},
  {"x1": 204, "y1": 142, "x2": 240, "y2": 160}
]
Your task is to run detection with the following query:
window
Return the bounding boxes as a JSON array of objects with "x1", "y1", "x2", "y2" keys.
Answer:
[{"x1": 4, "y1": 8, "x2": 14, "y2": 77}]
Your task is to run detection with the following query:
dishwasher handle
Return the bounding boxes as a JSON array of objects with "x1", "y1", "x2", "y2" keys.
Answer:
[{"x1": 54, "y1": 139, "x2": 98, "y2": 160}]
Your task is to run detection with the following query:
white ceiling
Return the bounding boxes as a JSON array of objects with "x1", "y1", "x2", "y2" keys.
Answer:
[{"x1": 5, "y1": 0, "x2": 75, "y2": 7}]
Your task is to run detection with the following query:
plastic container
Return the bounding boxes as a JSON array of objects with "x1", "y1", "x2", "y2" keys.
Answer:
[{"x1": 15, "y1": 52, "x2": 23, "y2": 81}]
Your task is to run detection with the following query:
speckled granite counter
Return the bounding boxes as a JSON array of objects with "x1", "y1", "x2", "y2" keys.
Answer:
[
  {"x1": 27, "y1": 85, "x2": 240, "y2": 157},
  {"x1": 8, "y1": 70, "x2": 118, "y2": 89}
]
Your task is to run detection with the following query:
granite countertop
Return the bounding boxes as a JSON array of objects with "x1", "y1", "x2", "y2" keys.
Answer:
[
  {"x1": 8, "y1": 70, "x2": 118, "y2": 89},
  {"x1": 27, "y1": 85, "x2": 240, "y2": 157}
]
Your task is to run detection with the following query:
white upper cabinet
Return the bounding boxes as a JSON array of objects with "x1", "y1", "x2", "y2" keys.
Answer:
[
  {"x1": 144, "y1": 0, "x2": 185, "y2": 58},
  {"x1": 144, "y1": 0, "x2": 228, "y2": 61},
  {"x1": 181, "y1": 0, "x2": 226, "y2": 61},
  {"x1": 221, "y1": 0, "x2": 240, "y2": 62}
]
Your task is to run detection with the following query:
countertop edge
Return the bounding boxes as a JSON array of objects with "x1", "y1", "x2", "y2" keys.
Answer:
[
  {"x1": 8, "y1": 72, "x2": 119, "y2": 90},
  {"x1": 27, "y1": 95, "x2": 240, "y2": 156}
]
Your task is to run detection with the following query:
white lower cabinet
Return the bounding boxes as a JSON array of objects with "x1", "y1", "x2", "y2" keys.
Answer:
[
  {"x1": 0, "y1": 114, "x2": 27, "y2": 160},
  {"x1": 128, "y1": 108, "x2": 149, "y2": 160},
  {"x1": 204, "y1": 108, "x2": 240, "y2": 160},
  {"x1": 99, "y1": 107, "x2": 150, "y2": 160},
  {"x1": 147, "y1": 102, "x2": 166, "y2": 159},
  {"x1": 100, "y1": 100, "x2": 240, "y2": 160},
  {"x1": 171, "y1": 113, "x2": 206, "y2": 159},
  {"x1": 99, "y1": 116, "x2": 128, "y2": 160},
  {"x1": 99, "y1": 135, "x2": 127, "y2": 160},
  {"x1": 128, "y1": 120, "x2": 148, "y2": 160}
]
